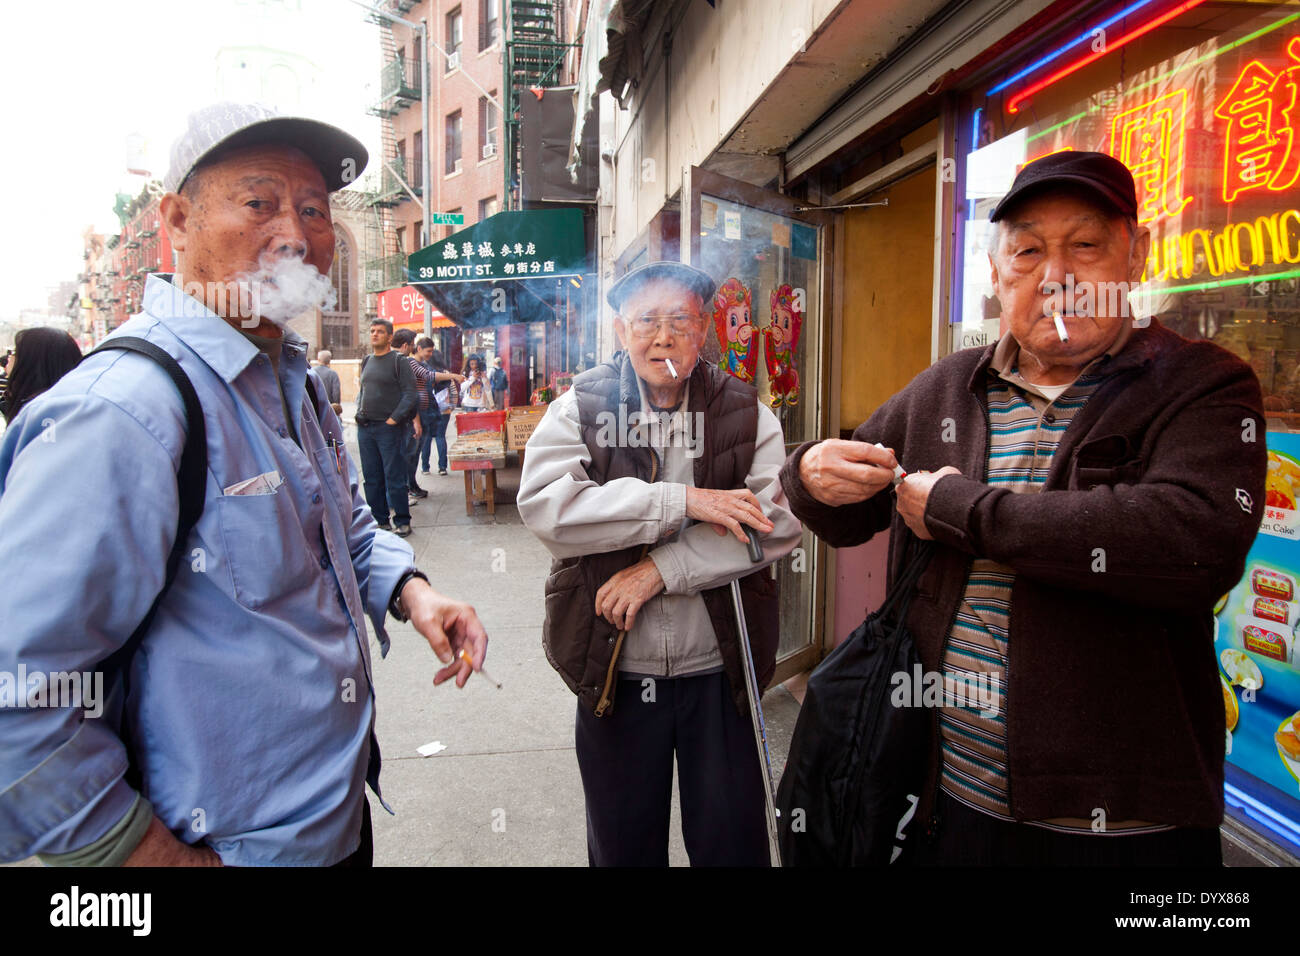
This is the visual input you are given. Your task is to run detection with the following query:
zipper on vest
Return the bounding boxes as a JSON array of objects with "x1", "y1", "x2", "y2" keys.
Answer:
[{"x1": 594, "y1": 448, "x2": 660, "y2": 717}]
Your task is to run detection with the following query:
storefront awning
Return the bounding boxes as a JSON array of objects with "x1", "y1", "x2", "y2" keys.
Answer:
[
  {"x1": 376, "y1": 286, "x2": 453, "y2": 329},
  {"x1": 407, "y1": 209, "x2": 588, "y2": 330},
  {"x1": 569, "y1": 0, "x2": 658, "y2": 177}
]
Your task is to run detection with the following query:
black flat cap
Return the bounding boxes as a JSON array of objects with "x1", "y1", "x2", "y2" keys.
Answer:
[
  {"x1": 607, "y1": 261, "x2": 717, "y2": 312},
  {"x1": 990, "y1": 150, "x2": 1138, "y2": 222}
]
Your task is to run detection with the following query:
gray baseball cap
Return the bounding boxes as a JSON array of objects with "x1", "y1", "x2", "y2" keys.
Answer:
[
  {"x1": 164, "y1": 102, "x2": 369, "y2": 194},
  {"x1": 606, "y1": 261, "x2": 717, "y2": 312}
]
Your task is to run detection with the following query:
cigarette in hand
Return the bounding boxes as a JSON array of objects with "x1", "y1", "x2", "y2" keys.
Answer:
[
  {"x1": 665, "y1": 358, "x2": 678, "y2": 379},
  {"x1": 1053, "y1": 310, "x2": 1069, "y2": 343},
  {"x1": 873, "y1": 442, "x2": 907, "y2": 485}
]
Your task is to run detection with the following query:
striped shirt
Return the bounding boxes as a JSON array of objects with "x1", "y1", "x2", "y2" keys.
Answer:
[{"x1": 938, "y1": 332, "x2": 1172, "y2": 836}]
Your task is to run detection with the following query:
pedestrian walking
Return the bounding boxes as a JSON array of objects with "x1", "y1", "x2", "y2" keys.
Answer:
[
  {"x1": 489, "y1": 355, "x2": 509, "y2": 410},
  {"x1": 0, "y1": 102, "x2": 488, "y2": 868},
  {"x1": 313, "y1": 349, "x2": 343, "y2": 415},
  {"x1": 518, "y1": 261, "x2": 802, "y2": 866},
  {"x1": 1, "y1": 327, "x2": 83, "y2": 425},
  {"x1": 391, "y1": 329, "x2": 429, "y2": 502},
  {"x1": 356, "y1": 318, "x2": 418, "y2": 535},
  {"x1": 419, "y1": 342, "x2": 460, "y2": 476}
]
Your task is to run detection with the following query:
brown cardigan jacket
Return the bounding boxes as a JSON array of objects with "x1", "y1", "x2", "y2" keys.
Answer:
[{"x1": 780, "y1": 321, "x2": 1266, "y2": 829}]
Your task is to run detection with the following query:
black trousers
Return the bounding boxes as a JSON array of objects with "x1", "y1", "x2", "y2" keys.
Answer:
[
  {"x1": 913, "y1": 790, "x2": 1222, "y2": 866},
  {"x1": 331, "y1": 798, "x2": 373, "y2": 868},
  {"x1": 575, "y1": 671, "x2": 769, "y2": 867}
]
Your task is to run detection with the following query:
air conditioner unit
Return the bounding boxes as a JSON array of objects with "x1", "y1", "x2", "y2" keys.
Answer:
[
  {"x1": 447, "y1": 51, "x2": 460, "y2": 71},
  {"x1": 453, "y1": 159, "x2": 463, "y2": 174},
  {"x1": 481, "y1": 143, "x2": 496, "y2": 159}
]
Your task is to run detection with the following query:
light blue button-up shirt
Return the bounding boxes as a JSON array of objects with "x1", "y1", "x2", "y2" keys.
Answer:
[{"x1": 0, "y1": 276, "x2": 415, "y2": 865}]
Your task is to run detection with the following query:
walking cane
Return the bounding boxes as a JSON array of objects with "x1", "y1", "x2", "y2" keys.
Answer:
[{"x1": 733, "y1": 526, "x2": 782, "y2": 867}]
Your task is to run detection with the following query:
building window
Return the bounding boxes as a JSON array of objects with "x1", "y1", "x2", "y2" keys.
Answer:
[
  {"x1": 414, "y1": 220, "x2": 424, "y2": 247},
  {"x1": 446, "y1": 7, "x2": 463, "y2": 68},
  {"x1": 478, "y1": 93, "x2": 499, "y2": 160},
  {"x1": 445, "y1": 208, "x2": 461, "y2": 240},
  {"x1": 412, "y1": 131, "x2": 423, "y2": 190},
  {"x1": 479, "y1": 0, "x2": 500, "y2": 51},
  {"x1": 479, "y1": 197, "x2": 498, "y2": 221},
  {"x1": 445, "y1": 110, "x2": 462, "y2": 174},
  {"x1": 396, "y1": 226, "x2": 406, "y2": 255}
]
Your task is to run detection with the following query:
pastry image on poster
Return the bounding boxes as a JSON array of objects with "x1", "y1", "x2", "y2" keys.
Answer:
[
  {"x1": 764, "y1": 284, "x2": 803, "y2": 407},
  {"x1": 1263, "y1": 449, "x2": 1300, "y2": 539},
  {"x1": 711, "y1": 278, "x2": 758, "y2": 383}
]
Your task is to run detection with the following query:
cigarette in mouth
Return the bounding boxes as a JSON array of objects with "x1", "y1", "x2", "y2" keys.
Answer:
[
  {"x1": 1053, "y1": 310, "x2": 1069, "y2": 343},
  {"x1": 665, "y1": 358, "x2": 678, "y2": 379},
  {"x1": 873, "y1": 442, "x2": 907, "y2": 485}
]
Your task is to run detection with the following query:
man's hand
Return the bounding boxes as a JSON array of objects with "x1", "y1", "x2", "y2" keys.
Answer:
[
  {"x1": 685, "y1": 486, "x2": 774, "y2": 543},
  {"x1": 413, "y1": 417, "x2": 423, "y2": 439},
  {"x1": 799, "y1": 439, "x2": 899, "y2": 506},
  {"x1": 595, "y1": 557, "x2": 665, "y2": 632},
  {"x1": 896, "y1": 467, "x2": 961, "y2": 539},
  {"x1": 385, "y1": 417, "x2": 398, "y2": 426},
  {"x1": 400, "y1": 578, "x2": 490, "y2": 688},
  {"x1": 123, "y1": 816, "x2": 222, "y2": 867}
]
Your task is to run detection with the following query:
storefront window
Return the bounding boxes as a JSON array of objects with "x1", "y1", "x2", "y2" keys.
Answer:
[
  {"x1": 959, "y1": 0, "x2": 1300, "y2": 422},
  {"x1": 959, "y1": 0, "x2": 1300, "y2": 857}
]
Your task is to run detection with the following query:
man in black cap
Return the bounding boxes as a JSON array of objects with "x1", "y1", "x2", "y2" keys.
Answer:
[
  {"x1": 781, "y1": 151, "x2": 1266, "y2": 864},
  {"x1": 518, "y1": 261, "x2": 802, "y2": 865}
]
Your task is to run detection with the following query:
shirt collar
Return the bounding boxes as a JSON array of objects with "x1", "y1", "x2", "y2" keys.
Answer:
[
  {"x1": 143, "y1": 274, "x2": 308, "y2": 384},
  {"x1": 990, "y1": 318, "x2": 1136, "y2": 395}
]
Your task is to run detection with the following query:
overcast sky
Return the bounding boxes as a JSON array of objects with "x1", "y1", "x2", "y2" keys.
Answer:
[{"x1": 0, "y1": 0, "x2": 385, "y2": 318}]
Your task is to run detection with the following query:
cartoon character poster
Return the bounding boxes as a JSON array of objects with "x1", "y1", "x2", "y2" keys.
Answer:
[
  {"x1": 711, "y1": 278, "x2": 758, "y2": 383},
  {"x1": 764, "y1": 284, "x2": 803, "y2": 407}
]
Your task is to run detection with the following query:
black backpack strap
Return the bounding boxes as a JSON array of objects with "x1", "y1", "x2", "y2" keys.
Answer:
[
  {"x1": 87, "y1": 337, "x2": 207, "y2": 677},
  {"x1": 305, "y1": 370, "x2": 321, "y2": 409}
]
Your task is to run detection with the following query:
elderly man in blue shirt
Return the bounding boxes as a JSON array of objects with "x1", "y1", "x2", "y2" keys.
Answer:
[{"x1": 0, "y1": 103, "x2": 489, "y2": 867}]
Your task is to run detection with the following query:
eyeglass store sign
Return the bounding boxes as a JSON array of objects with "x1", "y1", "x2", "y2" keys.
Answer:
[{"x1": 408, "y1": 209, "x2": 586, "y2": 285}]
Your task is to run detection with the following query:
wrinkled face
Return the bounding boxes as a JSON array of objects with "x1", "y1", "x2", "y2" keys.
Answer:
[
  {"x1": 369, "y1": 324, "x2": 392, "y2": 350},
  {"x1": 990, "y1": 191, "x2": 1150, "y2": 369},
  {"x1": 724, "y1": 303, "x2": 752, "y2": 345},
  {"x1": 165, "y1": 144, "x2": 334, "y2": 317},
  {"x1": 769, "y1": 305, "x2": 794, "y2": 349},
  {"x1": 614, "y1": 278, "x2": 707, "y2": 393}
]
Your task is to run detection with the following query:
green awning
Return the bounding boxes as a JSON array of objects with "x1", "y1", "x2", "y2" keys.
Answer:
[
  {"x1": 408, "y1": 209, "x2": 585, "y2": 285},
  {"x1": 407, "y1": 209, "x2": 589, "y2": 329}
]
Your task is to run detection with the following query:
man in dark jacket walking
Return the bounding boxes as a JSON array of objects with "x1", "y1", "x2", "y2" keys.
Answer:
[
  {"x1": 782, "y1": 152, "x2": 1266, "y2": 865},
  {"x1": 518, "y1": 262, "x2": 802, "y2": 866}
]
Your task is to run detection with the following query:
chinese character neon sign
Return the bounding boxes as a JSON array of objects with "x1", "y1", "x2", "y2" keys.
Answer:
[
  {"x1": 1215, "y1": 35, "x2": 1300, "y2": 203},
  {"x1": 1109, "y1": 89, "x2": 1192, "y2": 223}
]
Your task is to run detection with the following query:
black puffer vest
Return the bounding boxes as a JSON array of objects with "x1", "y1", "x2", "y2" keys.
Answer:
[{"x1": 541, "y1": 351, "x2": 780, "y2": 716}]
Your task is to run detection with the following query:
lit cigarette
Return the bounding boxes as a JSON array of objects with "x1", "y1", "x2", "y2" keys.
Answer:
[
  {"x1": 457, "y1": 648, "x2": 501, "y2": 689},
  {"x1": 873, "y1": 442, "x2": 907, "y2": 485},
  {"x1": 665, "y1": 358, "x2": 678, "y2": 379},
  {"x1": 1053, "y1": 310, "x2": 1069, "y2": 343}
]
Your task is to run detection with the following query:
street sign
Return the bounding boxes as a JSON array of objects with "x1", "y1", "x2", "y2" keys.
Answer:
[{"x1": 429, "y1": 212, "x2": 465, "y2": 226}]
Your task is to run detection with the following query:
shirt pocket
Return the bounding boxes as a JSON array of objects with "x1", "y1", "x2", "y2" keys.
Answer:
[
  {"x1": 217, "y1": 486, "x2": 319, "y2": 610},
  {"x1": 1070, "y1": 434, "x2": 1145, "y2": 490}
]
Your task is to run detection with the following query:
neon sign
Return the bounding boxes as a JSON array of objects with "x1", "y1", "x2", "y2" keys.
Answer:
[
  {"x1": 1214, "y1": 35, "x2": 1300, "y2": 203},
  {"x1": 1109, "y1": 89, "x2": 1192, "y2": 222},
  {"x1": 1007, "y1": 0, "x2": 1208, "y2": 115}
]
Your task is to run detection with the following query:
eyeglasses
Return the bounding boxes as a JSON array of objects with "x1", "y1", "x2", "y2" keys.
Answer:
[{"x1": 626, "y1": 312, "x2": 703, "y2": 339}]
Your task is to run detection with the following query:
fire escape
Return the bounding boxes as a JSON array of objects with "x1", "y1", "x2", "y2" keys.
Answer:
[
  {"x1": 363, "y1": 2, "x2": 422, "y2": 297},
  {"x1": 504, "y1": 0, "x2": 579, "y2": 208}
]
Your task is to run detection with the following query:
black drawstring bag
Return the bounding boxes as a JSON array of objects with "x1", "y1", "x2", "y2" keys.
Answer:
[{"x1": 776, "y1": 540, "x2": 933, "y2": 866}]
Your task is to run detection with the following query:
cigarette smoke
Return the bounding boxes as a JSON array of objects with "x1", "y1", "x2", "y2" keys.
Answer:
[{"x1": 237, "y1": 251, "x2": 337, "y2": 328}]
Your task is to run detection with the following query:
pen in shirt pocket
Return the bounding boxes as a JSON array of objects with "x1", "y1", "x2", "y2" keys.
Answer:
[{"x1": 326, "y1": 438, "x2": 346, "y2": 474}]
